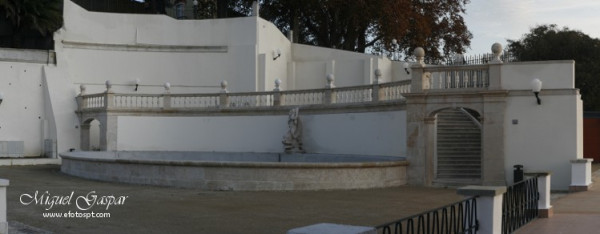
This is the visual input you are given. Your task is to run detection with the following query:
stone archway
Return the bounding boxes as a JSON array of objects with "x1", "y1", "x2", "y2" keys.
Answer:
[
  {"x1": 404, "y1": 91, "x2": 508, "y2": 187},
  {"x1": 80, "y1": 118, "x2": 99, "y2": 151}
]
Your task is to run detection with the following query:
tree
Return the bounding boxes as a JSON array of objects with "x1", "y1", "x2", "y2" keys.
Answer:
[
  {"x1": 230, "y1": 0, "x2": 472, "y2": 62},
  {"x1": 0, "y1": 0, "x2": 63, "y2": 48},
  {"x1": 508, "y1": 24, "x2": 600, "y2": 111}
]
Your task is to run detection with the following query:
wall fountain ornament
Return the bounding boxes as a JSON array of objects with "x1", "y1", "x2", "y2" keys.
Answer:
[{"x1": 282, "y1": 107, "x2": 305, "y2": 153}]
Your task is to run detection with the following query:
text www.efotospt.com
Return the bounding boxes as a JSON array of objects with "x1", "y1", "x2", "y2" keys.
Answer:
[{"x1": 42, "y1": 211, "x2": 111, "y2": 219}]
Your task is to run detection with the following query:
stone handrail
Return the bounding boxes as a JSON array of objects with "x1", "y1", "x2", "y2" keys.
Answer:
[{"x1": 76, "y1": 80, "x2": 412, "y2": 112}]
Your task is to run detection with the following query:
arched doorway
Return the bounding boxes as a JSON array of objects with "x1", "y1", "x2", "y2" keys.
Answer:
[
  {"x1": 81, "y1": 118, "x2": 101, "y2": 151},
  {"x1": 435, "y1": 107, "x2": 482, "y2": 184}
]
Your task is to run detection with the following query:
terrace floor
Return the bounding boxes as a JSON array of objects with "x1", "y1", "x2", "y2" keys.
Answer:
[{"x1": 0, "y1": 165, "x2": 462, "y2": 234}]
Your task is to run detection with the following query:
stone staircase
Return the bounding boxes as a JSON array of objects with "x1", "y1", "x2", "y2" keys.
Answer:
[{"x1": 435, "y1": 108, "x2": 482, "y2": 185}]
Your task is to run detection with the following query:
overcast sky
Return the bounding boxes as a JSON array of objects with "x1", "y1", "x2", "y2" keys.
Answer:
[{"x1": 464, "y1": 0, "x2": 600, "y2": 54}]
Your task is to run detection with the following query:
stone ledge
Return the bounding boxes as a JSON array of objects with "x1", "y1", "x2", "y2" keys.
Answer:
[
  {"x1": 457, "y1": 185, "x2": 507, "y2": 197},
  {"x1": 0, "y1": 179, "x2": 8, "y2": 186},
  {"x1": 571, "y1": 158, "x2": 594, "y2": 164},
  {"x1": 287, "y1": 223, "x2": 375, "y2": 234}
]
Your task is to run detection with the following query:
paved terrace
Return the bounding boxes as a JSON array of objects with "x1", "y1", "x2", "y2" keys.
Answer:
[{"x1": 0, "y1": 165, "x2": 462, "y2": 234}]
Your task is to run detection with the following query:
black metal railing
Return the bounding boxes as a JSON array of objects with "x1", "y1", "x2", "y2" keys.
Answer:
[
  {"x1": 502, "y1": 176, "x2": 539, "y2": 234},
  {"x1": 375, "y1": 197, "x2": 478, "y2": 234}
]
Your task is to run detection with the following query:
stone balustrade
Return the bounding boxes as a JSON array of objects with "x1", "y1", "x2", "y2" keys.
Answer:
[{"x1": 76, "y1": 79, "x2": 412, "y2": 112}]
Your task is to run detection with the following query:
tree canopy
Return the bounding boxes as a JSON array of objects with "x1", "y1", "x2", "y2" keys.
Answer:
[
  {"x1": 508, "y1": 24, "x2": 600, "y2": 111},
  {"x1": 230, "y1": 0, "x2": 472, "y2": 62},
  {"x1": 0, "y1": 0, "x2": 63, "y2": 48}
]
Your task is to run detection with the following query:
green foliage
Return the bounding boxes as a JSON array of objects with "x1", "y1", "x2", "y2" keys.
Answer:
[
  {"x1": 0, "y1": 0, "x2": 63, "y2": 35},
  {"x1": 508, "y1": 24, "x2": 600, "y2": 111},
  {"x1": 230, "y1": 0, "x2": 472, "y2": 62}
]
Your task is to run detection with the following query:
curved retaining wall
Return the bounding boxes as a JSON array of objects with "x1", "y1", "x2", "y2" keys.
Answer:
[{"x1": 60, "y1": 151, "x2": 408, "y2": 191}]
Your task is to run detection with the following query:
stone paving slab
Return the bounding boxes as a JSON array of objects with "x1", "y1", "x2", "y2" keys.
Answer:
[
  {"x1": 0, "y1": 165, "x2": 462, "y2": 234},
  {"x1": 515, "y1": 164, "x2": 600, "y2": 234}
]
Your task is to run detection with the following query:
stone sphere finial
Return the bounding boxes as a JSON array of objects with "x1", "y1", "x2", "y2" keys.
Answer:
[
  {"x1": 105, "y1": 80, "x2": 113, "y2": 93},
  {"x1": 274, "y1": 79, "x2": 282, "y2": 90},
  {"x1": 79, "y1": 84, "x2": 86, "y2": 95},
  {"x1": 326, "y1": 74, "x2": 335, "y2": 88},
  {"x1": 374, "y1": 69, "x2": 382, "y2": 84},
  {"x1": 164, "y1": 82, "x2": 171, "y2": 93},
  {"x1": 491, "y1": 43, "x2": 504, "y2": 63},
  {"x1": 220, "y1": 80, "x2": 228, "y2": 93},
  {"x1": 414, "y1": 47, "x2": 425, "y2": 64}
]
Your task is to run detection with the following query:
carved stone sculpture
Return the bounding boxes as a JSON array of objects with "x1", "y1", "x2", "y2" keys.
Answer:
[{"x1": 282, "y1": 107, "x2": 305, "y2": 153}]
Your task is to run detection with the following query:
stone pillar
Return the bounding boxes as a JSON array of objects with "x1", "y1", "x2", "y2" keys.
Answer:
[
  {"x1": 273, "y1": 79, "x2": 282, "y2": 106},
  {"x1": 99, "y1": 115, "x2": 118, "y2": 151},
  {"x1": 457, "y1": 186, "x2": 507, "y2": 234},
  {"x1": 487, "y1": 43, "x2": 504, "y2": 90},
  {"x1": 410, "y1": 47, "x2": 426, "y2": 93},
  {"x1": 372, "y1": 69, "x2": 382, "y2": 102},
  {"x1": 526, "y1": 172, "x2": 553, "y2": 218},
  {"x1": 287, "y1": 223, "x2": 375, "y2": 234},
  {"x1": 570, "y1": 158, "x2": 593, "y2": 191},
  {"x1": 324, "y1": 74, "x2": 336, "y2": 104},
  {"x1": 481, "y1": 91, "x2": 509, "y2": 186},
  {"x1": 163, "y1": 82, "x2": 172, "y2": 109},
  {"x1": 80, "y1": 122, "x2": 91, "y2": 151},
  {"x1": 219, "y1": 80, "x2": 230, "y2": 108},
  {"x1": 403, "y1": 93, "x2": 429, "y2": 185},
  {"x1": 0, "y1": 179, "x2": 8, "y2": 234}
]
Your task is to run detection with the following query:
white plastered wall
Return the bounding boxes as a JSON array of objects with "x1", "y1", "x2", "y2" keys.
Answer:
[
  {"x1": 502, "y1": 61, "x2": 583, "y2": 190},
  {"x1": 116, "y1": 111, "x2": 407, "y2": 156},
  {"x1": 0, "y1": 62, "x2": 46, "y2": 156}
]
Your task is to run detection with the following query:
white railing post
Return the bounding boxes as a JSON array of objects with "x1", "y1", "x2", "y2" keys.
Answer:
[
  {"x1": 570, "y1": 158, "x2": 594, "y2": 192},
  {"x1": 324, "y1": 74, "x2": 336, "y2": 104},
  {"x1": 104, "y1": 80, "x2": 114, "y2": 109},
  {"x1": 0, "y1": 179, "x2": 8, "y2": 234},
  {"x1": 457, "y1": 186, "x2": 507, "y2": 234},
  {"x1": 219, "y1": 80, "x2": 230, "y2": 108},
  {"x1": 372, "y1": 69, "x2": 382, "y2": 102},
  {"x1": 273, "y1": 79, "x2": 282, "y2": 106},
  {"x1": 163, "y1": 82, "x2": 172, "y2": 109},
  {"x1": 526, "y1": 172, "x2": 553, "y2": 218},
  {"x1": 77, "y1": 84, "x2": 86, "y2": 110}
]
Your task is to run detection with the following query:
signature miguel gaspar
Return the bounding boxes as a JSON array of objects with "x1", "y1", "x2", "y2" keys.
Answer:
[{"x1": 20, "y1": 190, "x2": 129, "y2": 211}]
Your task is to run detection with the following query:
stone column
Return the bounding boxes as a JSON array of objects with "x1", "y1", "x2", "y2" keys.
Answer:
[
  {"x1": 80, "y1": 122, "x2": 91, "y2": 151},
  {"x1": 0, "y1": 179, "x2": 8, "y2": 234},
  {"x1": 481, "y1": 91, "x2": 508, "y2": 186},
  {"x1": 526, "y1": 172, "x2": 553, "y2": 217},
  {"x1": 457, "y1": 186, "x2": 507, "y2": 234},
  {"x1": 570, "y1": 158, "x2": 594, "y2": 191},
  {"x1": 99, "y1": 114, "x2": 118, "y2": 151}
]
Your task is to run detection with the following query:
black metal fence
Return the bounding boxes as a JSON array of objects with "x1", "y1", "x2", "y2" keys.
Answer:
[
  {"x1": 375, "y1": 197, "x2": 479, "y2": 234},
  {"x1": 501, "y1": 176, "x2": 539, "y2": 234},
  {"x1": 446, "y1": 50, "x2": 518, "y2": 66}
]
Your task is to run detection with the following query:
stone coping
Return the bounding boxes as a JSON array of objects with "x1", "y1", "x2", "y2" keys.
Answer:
[
  {"x1": 571, "y1": 159, "x2": 594, "y2": 163},
  {"x1": 457, "y1": 186, "x2": 507, "y2": 197},
  {"x1": 524, "y1": 172, "x2": 552, "y2": 176},
  {"x1": 0, "y1": 179, "x2": 8, "y2": 186},
  {"x1": 60, "y1": 151, "x2": 408, "y2": 169}
]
